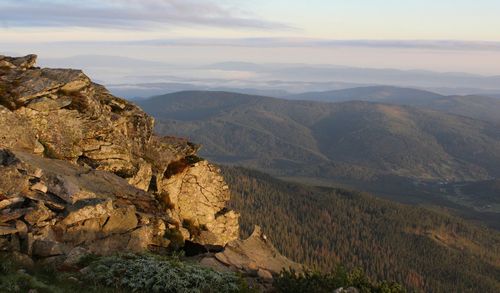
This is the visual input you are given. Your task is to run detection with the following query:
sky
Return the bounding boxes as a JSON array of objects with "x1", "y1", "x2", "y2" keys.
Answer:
[{"x1": 1, "y1": 0, "x2": 500, "y2": 75}]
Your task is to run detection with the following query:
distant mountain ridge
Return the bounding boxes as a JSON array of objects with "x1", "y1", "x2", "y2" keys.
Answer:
[
  {"x1": 36, "y1": 56, "x2": 500, "y2": 99},
  {"x1": 138, "y1": 90, "x2": 500, "y2": 182},
  {"x1": 286, "y1": 86, "x2": 500, "y2": 124},
  {"x1": 205, "y1": 62, "x2": 500, "y2": 91},
  {"x1": 287, "y1": 86, "x2": 444, "y2": 103},
  {"x1": 137, "y1": 90, "x2": 500, "y2": 227}
]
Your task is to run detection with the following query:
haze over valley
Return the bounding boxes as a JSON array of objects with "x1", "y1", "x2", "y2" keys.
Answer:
[{"x1": 34, "y1": 55, "x2": 500, "y2": 100}]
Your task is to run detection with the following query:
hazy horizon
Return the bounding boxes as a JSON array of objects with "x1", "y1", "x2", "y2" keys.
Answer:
[{"x1": 2, "y1": 0, "x2": 500, "y2": 76}]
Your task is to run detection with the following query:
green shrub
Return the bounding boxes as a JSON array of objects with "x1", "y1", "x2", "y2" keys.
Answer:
[
  {"x1": 0, "y1": 254, "x2": 63, "y2": 293},
  {"x1": 274, "y1": 267, "x2": 405, "y2": 293},
  {"x1": 81, "y1": 253, "x2": 247, "y2": 293}
]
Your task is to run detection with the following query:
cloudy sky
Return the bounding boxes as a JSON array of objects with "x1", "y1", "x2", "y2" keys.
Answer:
[{"x1": 2, "y1": 0, "x2": 500, "y2": 74}]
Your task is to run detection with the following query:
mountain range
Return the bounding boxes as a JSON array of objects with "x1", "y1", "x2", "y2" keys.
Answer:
[
  {"x1": 37, "y1": 55, "x2": 500, "y2": 99},
  {"x1": 137, "y1": 89, "x2": 500, "y2": 228},
  {"x1": 287, "y1": 86, "x2": 500, "y2": 124},
  {"x1": 202, "y1": 62, "x2": 500, "y2": 93},
  {"x1": 138, "y1": 90, "x2": 500, "y2": 181}
]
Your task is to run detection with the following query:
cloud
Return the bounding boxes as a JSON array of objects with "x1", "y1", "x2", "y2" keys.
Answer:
[
  {"x1": 0, "y1": 0, "x2": 287, "y2": 29},
  {"x1": 132, "y1": 38, "x2": 500, "y2": 51},
  {"x1": 14, "y1": 34, "x2": 499, "y2": 52}
]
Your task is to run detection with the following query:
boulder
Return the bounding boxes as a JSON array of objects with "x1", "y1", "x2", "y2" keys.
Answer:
[
  {"x1": 127, "y1": 161, "x2": 152, "y2": 191},
  {"x1": 62, "y1": 217, "x2": 108, "y2": 245},
  {"x1": 214, "y1": 226, "x2": 302, "y2": 275},
  {"x1": 27, "y1": 96, "x2": 72, "y2": 112},
  {"x1": 32, "y1": 240, "x2": 67, "y2": 257},
  {"x1": 0, "y1": 197, "x2": 25, "y2": 210},
  {"x1": 0, "y1": 54, "x2": 37, "y2": 69},
  {"x1": 15, "y1": 220, "x2": 28, "y2": 236},
  {"x1": 30, "y1": 182, "x2": 48, "y2": 193},
  {"x1": 257, "y1": 268, "x2": 273, "y2": 280},
  {"x1": 0, "y1": 226, "x2": 19, "y2": 236},
  {"x1": 87, "y1": 233, "x2": 131, "y2": 255},
  {"x1": 62, "y1": 246, "x2": 89, "y2": 269},
  {"x1": 24, "y1": 202, "x2": 54, "y2": 226},
  {"x1": 0, "y1": 208, "x2": 29, "y2": 223},
  {"x1": 61, "y1": 199, "x2": 114, "y2": 226},
  {"x1": 101, "y1": 205, "x2": 138, "y2": 234},
  {"x1": 199, "y1": 256, "x2": 233, "y2": 272},
  {"x1": 160, "y1": 161, "x2": 239, "y2": 245},
  {"x1": 0, "y1": 106, "x2": 39, "y2": 152}
]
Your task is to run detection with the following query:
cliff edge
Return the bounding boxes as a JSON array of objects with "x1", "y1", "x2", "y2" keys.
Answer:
[{"x1": 0, "y1": 55, "x2": 298, "y2": 280}]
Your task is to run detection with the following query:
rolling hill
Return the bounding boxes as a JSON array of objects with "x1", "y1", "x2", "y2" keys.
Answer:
[
  {"x1": 137, "y1": 91, "x2": 500, "y2": 226},
  {"x1": 223, "y1": 166, "x2": 500, "y2": 293},
  {"x1": 287, "y1": 86, "x2": 444, "y2": 104},
  {"x1": 286, "y1": 86, "x2": 500, "y2": 124},
  {"x1": 138, "y1": 91, "x2": 500, "y2": 182}
]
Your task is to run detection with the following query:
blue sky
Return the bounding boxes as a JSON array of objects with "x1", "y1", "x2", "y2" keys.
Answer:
[{"x1": 1, "y1": 0, "x2": 500, "y2": 74}]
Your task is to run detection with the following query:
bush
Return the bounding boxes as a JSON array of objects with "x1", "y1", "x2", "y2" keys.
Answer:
[
  {"x1": 81, "y1": 253, "x2": 248, "y2": 293},
  {"x1": 0, "y1": 252, "x2": 251, "y2": 293},
  {"x1": 273, "y1": 267, "x2": 405, "y2": 293},
  {"x1": 0, "y1": 253, "x2": 69, "y2": 293}
]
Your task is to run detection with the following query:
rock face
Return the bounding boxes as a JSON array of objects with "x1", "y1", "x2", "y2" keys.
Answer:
[
  {"x1": 0, "y1": 55, "x2": 239, "y2": 258},
  {"x1": 0, "y1": 55, "x2": 299, "y2": 281},
  {"x1": 160, "y1": 160, "x2": 239, "y2": 245},
  {"x1": 212, "y1": 226, "x2": 301, "y2": 275},
  {"x1": 198, "y1": 225, "x2": 302, "y2": 289}
]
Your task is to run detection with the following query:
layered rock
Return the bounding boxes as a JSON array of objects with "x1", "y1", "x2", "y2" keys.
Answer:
[
  {"x1": 0, "y1": 149, "x2": 169, "y2": 257},
  {"x1": 160, "y1": 160, "x2": 239, "y2": 245},
  {"x1": 211, "y1": 226, "x2": 301, "y2": 275},
  {"x1": 0, "y1": 55, "x2": 239, "y2": 255},
  {"x1": 0, "y1": 55, "x2": 301, "y2": 283},
  {"x1": 199, "y1": 226, "x2": 302, "y2": 288}
]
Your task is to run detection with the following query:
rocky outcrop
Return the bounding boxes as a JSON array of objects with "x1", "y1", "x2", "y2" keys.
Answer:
[
  {"x1": 160, "y1": 160, "x2": 239, "y2": 245},
  {"x1": 206, "y1": 226, "x2": 301, "y2": 275},
  {"x1": 197, "y1": 226, "x2": 302, "y2": 290},
  {"x1": 0, "y1": 148, "x2": 169, "y2": 257},
  {"x1": 0, "y1": 55, "x2": 298, "y2": 283},
  {"x1": 0, "y1": 55, "x2": 238, "y2": 255}
]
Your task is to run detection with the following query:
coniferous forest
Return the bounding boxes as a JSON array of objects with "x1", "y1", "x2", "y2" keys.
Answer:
[{"x1": 223, "y1": 166, "x2": 500, "y2": 292}]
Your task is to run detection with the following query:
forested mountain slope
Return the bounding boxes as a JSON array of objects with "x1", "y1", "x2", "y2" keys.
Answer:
[
  {"x1": 139, "y1": 91, "x2": 500, "y2": 183},
  {"x1": 223, "y1": 166, "x2": 500, "y2": 293},
  {"x1": 287, "y1": 86, "x2": 500, "y2": 124}
]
